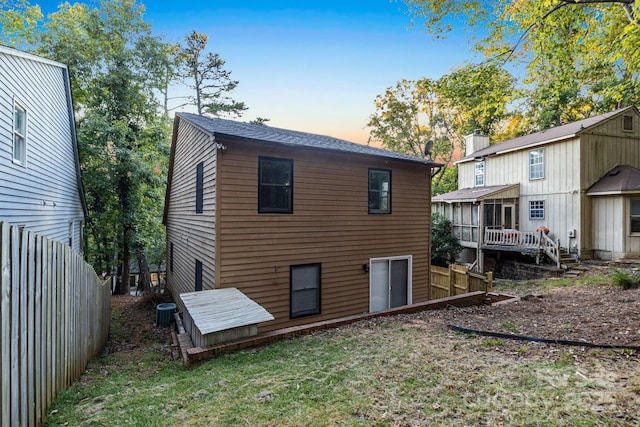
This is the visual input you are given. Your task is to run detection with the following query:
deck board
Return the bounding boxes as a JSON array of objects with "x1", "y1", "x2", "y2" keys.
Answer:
[{"x1": 179, "y1": 288, "x2": 274, "y2": 335}]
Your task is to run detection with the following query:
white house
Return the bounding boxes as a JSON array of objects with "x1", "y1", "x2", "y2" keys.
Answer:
[
  {"x1": 434, "y1": 107, "x2": 640, "y2": 270},
  {"x1": 0, "y1": 45, "x2": 87, "y2": 253}
]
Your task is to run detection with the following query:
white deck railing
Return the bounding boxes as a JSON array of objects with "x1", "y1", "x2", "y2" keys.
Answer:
[{"x1": 483, "y1": 229, "x2": 561, "y2": 267}]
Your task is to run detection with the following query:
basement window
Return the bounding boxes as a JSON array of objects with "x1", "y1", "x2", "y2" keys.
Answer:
[{"x1": 290, "y1": 263, "x2": 321, "y2": 318}]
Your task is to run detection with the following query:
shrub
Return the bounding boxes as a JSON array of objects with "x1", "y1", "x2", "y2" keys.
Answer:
[
  {"x1": 611, "y1": 269, "x2": 640, "y2": 290},
  {"x1": 431, "y1": 213, "x2": 463, "y2": 267}
]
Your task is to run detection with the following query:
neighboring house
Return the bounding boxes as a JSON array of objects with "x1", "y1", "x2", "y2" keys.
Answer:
[
  {"x1": 0, "y1": 45, "x2": 87, "y2": 253},
  {"x1": 163, "y1": 113, "x2": 439, "y2": 333},
  {"x1": 433, "y1": 106, "x2": 640, "y2": 270}
]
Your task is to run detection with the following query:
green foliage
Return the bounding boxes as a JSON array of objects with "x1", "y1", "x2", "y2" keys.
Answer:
[
  {"x1": 401, "y1": 0, "x2": 640, "y2": 131},
  {"x1": 433, "y1": 163, "x2": 457, "y2": 196},
  {"x1": 368, "y1": 64, "x2": 515, "y2": 195},
  {"x1": 431, "y1": 212, "x2": 462, "y2": 266},
  {"x1": 611, "y1": 269, "x2": 640, "y2": 290},
  {"x1": 29, "y1": 0, "x2": 174, "y2": 290},
  {"x1": 0, "y1": 0, "x2": 42, "y2": 48}
]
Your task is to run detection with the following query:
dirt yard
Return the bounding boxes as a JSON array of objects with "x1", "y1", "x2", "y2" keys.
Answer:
[{"x1": 110, "y1": 269, "x2": 640, "y2": 356}]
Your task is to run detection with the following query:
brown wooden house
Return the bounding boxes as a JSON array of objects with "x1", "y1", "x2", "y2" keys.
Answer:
[{"x1": 163, "y1": 113, "x2": 440, "y2": 333}]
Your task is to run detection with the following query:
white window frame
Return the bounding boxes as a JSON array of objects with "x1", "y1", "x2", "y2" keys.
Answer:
[
  {"x1": 529, "y1": 200, "x2": 545, "y2": 220},
  {"x1": 529, "y1": 148, "x2": 544, "y2": 181},
  {"x1": 13, "y1": 99, "x2": 27, "y2": 166},
  {"x1": 474, "y1": 161, "x2": 485, "y2": 187}
]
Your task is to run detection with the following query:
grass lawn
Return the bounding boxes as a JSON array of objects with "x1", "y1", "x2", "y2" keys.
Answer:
[{"x1": 44, "y1": 278, "x2": 640, "y2": 426}]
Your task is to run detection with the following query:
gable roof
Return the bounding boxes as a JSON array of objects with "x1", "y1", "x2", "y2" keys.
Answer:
[
  {"x1": 587, "y1": 165, "x2": 640, "y2": 196},
  {"x1": 458, "y1": 106, "x2": 639, "y2": 163},
  {"x1": 177, "y1": 113, "x2": 438, "y2": 166}
]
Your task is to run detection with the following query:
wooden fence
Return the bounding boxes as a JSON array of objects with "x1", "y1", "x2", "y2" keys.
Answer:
[
  {"x1": 0, "y1": 222, "x2": 111, "y2": 427},
  {"x1": 430, "y1": 264, "x2": 493, "y2": 300}
]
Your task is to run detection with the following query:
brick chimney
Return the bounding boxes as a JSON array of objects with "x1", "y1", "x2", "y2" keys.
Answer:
[{"x1": 464, "y1": 129, "x2": 490, "y2": 156}]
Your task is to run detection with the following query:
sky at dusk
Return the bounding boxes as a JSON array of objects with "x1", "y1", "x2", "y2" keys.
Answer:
[{"x1": 39, "y1": 0, "x2": 482, "y2": 144}]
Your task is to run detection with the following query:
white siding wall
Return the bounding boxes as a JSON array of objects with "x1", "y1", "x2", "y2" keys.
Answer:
[
  {"x1": 0, "y1": 49, "x2": 85, "y2": 253},
  {"x1": 459, "y1": 138, "x2": 582, "y2": 251},
  {"x1": 165, "y1": 120, "x2": 217, "y2": 304},
  {"x1": 591, "y1": 196, "x2": 624, "y2": 260}
]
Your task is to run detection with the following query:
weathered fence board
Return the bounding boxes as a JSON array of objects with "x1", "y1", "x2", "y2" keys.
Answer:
[
  {"x1": 0, "y1": 222, "x2": 110, "y2": 427},
  {"x1": 430, "y1": 264, "x2": 493, "y2": 300}
]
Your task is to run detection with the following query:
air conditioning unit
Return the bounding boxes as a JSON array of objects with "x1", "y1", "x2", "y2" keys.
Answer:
[{"x1": 567, "y1": 229, "x2": 576, "y2": 238}]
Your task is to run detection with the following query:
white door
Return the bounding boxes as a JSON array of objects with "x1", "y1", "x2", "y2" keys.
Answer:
[{"x1": 369, "y1": 256, "x2": 412, "y2": 312}]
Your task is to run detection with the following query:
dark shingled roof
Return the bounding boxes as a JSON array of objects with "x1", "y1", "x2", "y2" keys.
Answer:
[
  {"x1": 587, "y1": 165, "x2": 640, "y2": 195},
  {"x1": 178, "y1": 113, "x2": 437, "y2": 165},
  {"x1": 459, "y1": 107, "x2": 638, "y2": 162}
]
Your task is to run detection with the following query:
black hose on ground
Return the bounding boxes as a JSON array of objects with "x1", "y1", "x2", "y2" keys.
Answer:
[{"x1": 449, "y1": 325, "x2": 640, "y2": 351}]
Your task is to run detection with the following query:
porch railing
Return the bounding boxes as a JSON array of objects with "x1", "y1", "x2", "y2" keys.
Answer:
[
  {"x1": 483, "y1": 229, "x2": 561, "y2": 267},
  {"x1": 484, "y1": 229, "x2": 540, "y2": 249}
]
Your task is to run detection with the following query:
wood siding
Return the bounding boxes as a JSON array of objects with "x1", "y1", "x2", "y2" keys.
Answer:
[
  {"x1": 459, "y1": 138, "x2": 582, "y2": 253},
  {"x1": 215, "y1": 139, "x2": 432, "y2": 333},
  {"x1": 0, "y1": 49, "x2": 85, "y2": 253},
  {"x1": 580, "y1": 111, "x2": 640, "y2": 255},
  {"x1": 165, "y1": 120, "x2": 217, "y2": 301}
]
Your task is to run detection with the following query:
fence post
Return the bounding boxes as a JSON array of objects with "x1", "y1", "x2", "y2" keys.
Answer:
[
  {"x1": 1, "y1": 223, "x2": 10, "y2": 427},
  {"x1": 486, "y1": 272, "x2": 493, "y2": 292},
  {"x1": 448, "y1": 264, "x2": 455, "y2": 297}
]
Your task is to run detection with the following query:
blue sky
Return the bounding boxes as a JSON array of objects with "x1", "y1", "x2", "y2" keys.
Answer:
[{"x1": 41, "y1": 1, "x2": 481, "y2": 144}]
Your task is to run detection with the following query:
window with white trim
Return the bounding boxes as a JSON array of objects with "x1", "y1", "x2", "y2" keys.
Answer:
[
  {"x1": 529, "y1": 149, "x2": 544, "y2": 180},
  {"x1": 529, "y1": 200, "x2": 545, "y2": 220},
  {"x1": 13, "y1": 100, "x2": 27, "y2": 165},
  {"x1": 631, "y1": 199, "x2": 640, "y2": 233},
  {"x1": 474, "y1": 161, "x2": 485, "y2": 187}
]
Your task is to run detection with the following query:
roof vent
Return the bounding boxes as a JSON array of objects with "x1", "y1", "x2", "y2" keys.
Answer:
[
  {"x1": 474, "y1": 129, "x2": 482, "y2": 135},
  {"x1": 608, "y1": 170, "x2": 620, "y2": 176}
]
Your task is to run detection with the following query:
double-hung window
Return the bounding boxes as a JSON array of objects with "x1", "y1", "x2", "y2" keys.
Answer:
[
  {"x1": 631, "y1": 199, "x2": 640, "y2": 233},
  {"x1": 259, "y1": 157, "x2": 293, "y2": 213},
  {"x1": 529, "y1": 149, "x2": 544, "y2": 180},
  {"x1": 290, "y1": 263, "x2": 321, "y2": 318},
  {"x1": 474, "y1": 161, "x2": 485, "y2": 187},
  {"x1": 13, "y1": 100, "x2": 27, "y2": 165},
  {"x1": 369, "y1": 168, "x2": 391, "y2": 214},
  {"x1": 529, "y1": 200, "x2": 545, "y2": 220}
]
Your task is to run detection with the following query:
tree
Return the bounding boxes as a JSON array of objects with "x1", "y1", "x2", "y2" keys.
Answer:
[
  {"x1": 401, "y1": 0, "x2": 640, "y2": 130},
  {"x1": 431, "y1": 213, "x2": 462, "y2": 267},
  {"x1": 182, "y1": 30, "x2": 247, "y2": 116},
  {"x1": 35, "y1": 0, "x2": 174, "y2": 294},
  {"x1": 367, "y1": 64, "x2": 515, "y2": 194},
  {"x1": 0, "y1": 0, "x2": 42, "y2": 48}
]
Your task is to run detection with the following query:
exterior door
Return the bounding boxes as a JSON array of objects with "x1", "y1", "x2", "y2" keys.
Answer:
[
  {"x1": 503, "y1": 204, "x2": 515, "y2": 229},
  {"x1": 369, "y1": 256, "x2": 411, "y2": 312}
]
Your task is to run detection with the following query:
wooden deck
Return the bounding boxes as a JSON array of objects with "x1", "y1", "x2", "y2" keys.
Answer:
[{"x1": 180, "y1": 288, "x2": 274, "y2": 347}]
